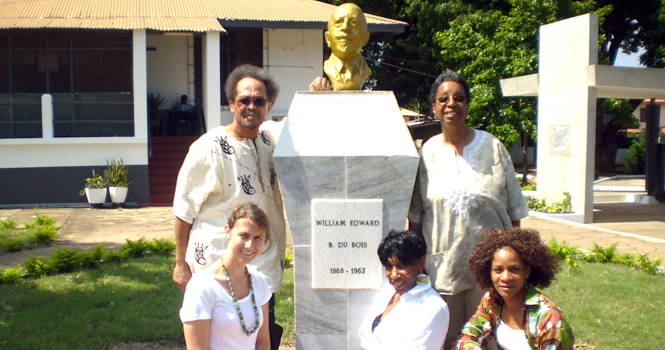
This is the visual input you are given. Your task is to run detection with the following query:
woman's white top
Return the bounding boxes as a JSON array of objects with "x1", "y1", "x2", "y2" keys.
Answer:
[
  {"x1": 180, "y1": 267, "x2": 272, "y2": 350},
  {"x1": 408, "y1": 130, "x2": 529, "y2": 294},
  {"x1": 495, "y1": 319, "x2": 532, "y2": 350},
  {"x1": 359, "y1": 276, "x2": 449, "y2": 350}
]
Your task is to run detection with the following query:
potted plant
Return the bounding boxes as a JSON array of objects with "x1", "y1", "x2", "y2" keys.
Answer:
[
  {"x1": 80, "y1": 169, "x2": 107, "y2": 207},
  {"x1": 106, "y1": 159, "x2": 132, "y2": 204}
]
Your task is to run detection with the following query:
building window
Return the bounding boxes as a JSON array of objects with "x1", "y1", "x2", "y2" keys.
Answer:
[
  {"x1": 0, "y1": 31, "x2": 133, "y2": 138},
  {"x1": 220, "y1": 28, "x2": 263, "y2": 106}
]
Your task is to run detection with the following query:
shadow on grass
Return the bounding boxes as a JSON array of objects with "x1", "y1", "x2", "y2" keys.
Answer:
[{"x1": 0, "y1": 255, "x2": 184, "y2": 350}]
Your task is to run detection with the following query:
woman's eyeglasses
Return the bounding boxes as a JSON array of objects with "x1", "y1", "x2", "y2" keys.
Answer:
[
  {"x1": 437, "y1": 95, "x2": 467, "y2": 105},
  {"x1": 235, "y1": 97, "x2": 268, "y2": 108}
]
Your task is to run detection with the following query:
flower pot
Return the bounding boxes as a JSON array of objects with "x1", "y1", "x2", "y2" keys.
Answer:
[
  {"x1": 109, "y1": 186, "x2": 129, "y2": 203},
  {"x1": 85, "y1": 188, "x2": 107, "y2": 204}
]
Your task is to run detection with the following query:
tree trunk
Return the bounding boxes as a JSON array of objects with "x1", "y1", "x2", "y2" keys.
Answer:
[{"x1": 522, "y1": 131, "x2": 529, "y2": 186}]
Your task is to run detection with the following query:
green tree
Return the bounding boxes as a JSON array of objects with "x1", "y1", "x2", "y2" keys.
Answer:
[
  {"x1": 434, "y1": 0, "x2": 599, "y2": 180},
  {"x1": 321, "y1": 0, "x2": 665, "y2": 174}
]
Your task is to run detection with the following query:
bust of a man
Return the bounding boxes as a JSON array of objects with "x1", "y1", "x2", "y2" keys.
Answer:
[{"x1": 323, "y1": 3, "x2": 371, "y2": 91}]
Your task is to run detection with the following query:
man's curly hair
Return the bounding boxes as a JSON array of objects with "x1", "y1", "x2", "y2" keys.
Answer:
[{"x1": 468, "y1": 227, "x2": 561, "y2": 290}]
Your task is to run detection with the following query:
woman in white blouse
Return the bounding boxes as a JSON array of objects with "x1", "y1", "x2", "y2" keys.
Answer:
[
  {"x1": 359, "y1": 230, "x2": 450, "y2": 350},
  {"x1": 409, "y1": 69, "x2": 529, "y2": 350},
  {"x1": 180, "y1": 203, "x2": 272, "y2": 350}
]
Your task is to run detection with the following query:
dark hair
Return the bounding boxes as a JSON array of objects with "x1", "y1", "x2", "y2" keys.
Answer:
[
  {"x1": 378, "y1": 230, "x2": 427, "y2": 267},
  {"x1": 227, "y1": 203, "x2": 270, "y2": 243},
  {"x1": 224, "y1": 64, "x2": 280, "y2": 104},
  {"x1": 429, "y1": 69, "x2": 471, "y2": 104},
  {"x1": 180, "y1": 94, "x2": 188, "y2": 103},
  {"x1": 468, "y1": 227, "x2": 561, "y2": 290}
]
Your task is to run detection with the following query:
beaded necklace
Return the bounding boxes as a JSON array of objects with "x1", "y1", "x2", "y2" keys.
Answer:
[{"x1": 221, "y1": 257, "x2": 260, "y2": 336}]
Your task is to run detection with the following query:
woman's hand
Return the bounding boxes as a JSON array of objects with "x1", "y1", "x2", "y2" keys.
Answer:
[{"x1": 183, "y1": 319, "x2": 211, "y2": 350}]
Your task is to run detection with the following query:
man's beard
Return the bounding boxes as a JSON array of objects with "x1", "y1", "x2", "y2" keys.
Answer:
[{"x1": 241, "y1": 112, "x2": 262, "y2": 130}]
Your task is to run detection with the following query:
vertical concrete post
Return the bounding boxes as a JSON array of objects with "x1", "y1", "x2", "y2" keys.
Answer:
[
  {"x1": 645, "y1": 100, "x2": 661, "y2": 195},
  {"x1": 41, "y1": 93, "x2": 53, "y2": 138},
  {"x1": 203, "y1": 31, "x2": 221, "y2": 130},
  {"x1": 133, "y1": 29, "x2": 148, "y2": 138},
  {"x1": 537, "y1": 14, "x2": 598, "y2": 223}
]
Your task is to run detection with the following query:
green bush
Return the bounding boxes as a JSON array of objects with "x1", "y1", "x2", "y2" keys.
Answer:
[
  {"x1": 119, "y1": 237, "x2": 175, "y2": 258},
  {"x1": 284, "y1": 248, "x2": 293, "y2": 268},
  {"x1": 526, "y1": 192, "x2": 571, "y2": 213},
  {"x1": 16, "y1": 238, "x2": 174, "y2": 281},
  {"x1": 625, "y1": 136, "x2": 645, "y2": 174},
  {"x1": 24, "y1": 213, "x2": 57, "y2": 229},
  {"x1": 3, "y1": 238, "x2": 22, "y2": 252},
  {"x1": 549, "y1": 239, "x2": 664, "y2": 276},
  {"x1": 521, "y1": 183, "x2": 536, "y2": 191},
  {"x1": 32, "y1": 225, "x2": 57, "y2": 243},
  {"x1": 0, "y1": 266, "x2": 24, "y2": 283},
  {"x1": 1, "y1": 219, "x2": 18, "y2": 229},
  {"x1": 548, "y1": 238, "x2": 582, "y2": 269},
  {"x1": 24, "y1": 257, "x2": 55, "y2": 277}
]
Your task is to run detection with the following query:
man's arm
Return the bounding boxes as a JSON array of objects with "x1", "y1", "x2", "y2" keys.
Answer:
[
  {"x1": 309, "y1": 76, "x2": 332, "y2": 91},
  {"x1": 173, "y1": 216, "x2": 193, "y2": 292}
]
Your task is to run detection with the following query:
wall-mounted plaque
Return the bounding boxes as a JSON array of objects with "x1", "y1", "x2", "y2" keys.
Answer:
[{"x1": 552, "y1": 125, "x2": 570, "y2": 154}]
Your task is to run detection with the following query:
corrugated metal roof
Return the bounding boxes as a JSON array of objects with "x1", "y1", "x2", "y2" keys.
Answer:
[{"x1": 0, "y1": 0, "x2": 406, "y2": 32}]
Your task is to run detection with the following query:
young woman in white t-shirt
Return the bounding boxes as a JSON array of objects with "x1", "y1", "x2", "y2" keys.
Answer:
[{"x1": 180, "y1": 203, "x2": 272, "y2": 350}]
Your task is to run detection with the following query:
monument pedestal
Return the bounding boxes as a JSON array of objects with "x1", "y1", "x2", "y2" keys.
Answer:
[{"x1": 274, "y1": 91, "x2": 420, "y2": 350}]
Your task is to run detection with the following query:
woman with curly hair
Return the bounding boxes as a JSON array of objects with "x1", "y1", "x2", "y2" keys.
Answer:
[{"x1": 452, "y1": 227, "x2": 574, "y2": 350}]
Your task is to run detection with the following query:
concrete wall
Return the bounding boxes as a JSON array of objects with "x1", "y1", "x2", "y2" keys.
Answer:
[
  {"x1": 0, "y1": 138, "x2": 150, "y2": 205},
  {"x1": 147, "y1": 34, "x2": 194, "y2": 110}
]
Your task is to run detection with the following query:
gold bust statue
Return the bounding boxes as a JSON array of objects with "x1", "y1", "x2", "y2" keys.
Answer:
[{"x1": 323, "y1": 3, "x2": 371, "y2": 91}]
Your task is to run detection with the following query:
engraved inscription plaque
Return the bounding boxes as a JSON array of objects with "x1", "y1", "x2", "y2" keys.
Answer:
[
  {"x1": 552, "y1": 125, "x2": 570, "y2": 153},
  {"x1": 311, "y1": 199, "x2": 383, "y2": 289}
]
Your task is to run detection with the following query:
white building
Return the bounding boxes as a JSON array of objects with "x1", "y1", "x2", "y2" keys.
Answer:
[{"x1": 0, "y1": 0, "x2": 405, "y2": 206}]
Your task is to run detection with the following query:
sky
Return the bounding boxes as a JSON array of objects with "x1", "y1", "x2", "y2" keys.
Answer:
[{"x1": 614, "y1": 47, "x2": 647, "y2": 68}]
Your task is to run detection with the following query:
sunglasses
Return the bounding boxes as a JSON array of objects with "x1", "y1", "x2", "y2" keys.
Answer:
[
  {"x1": 437, "y1": 95, "x2": 467, "y2": 105},
  {"x1": 235, "y1": 97, "x2": 268, "y2": 108}
]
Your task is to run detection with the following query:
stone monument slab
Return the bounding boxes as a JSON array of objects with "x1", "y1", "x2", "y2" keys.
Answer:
[
  {"x1": 311, "y1": 198, "x2": 383, "y2": 290},
  {"x1": 274, "y1": 91, "x2": 420, "y2": 350}
]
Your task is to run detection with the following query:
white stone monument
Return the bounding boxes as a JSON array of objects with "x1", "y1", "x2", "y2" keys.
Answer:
[
  {"x1": 274, "y1": 91, "x2": 420, "y2": 350},
  {"x1": 500, "y1": 13, "x2": 665, "y2": 223}
]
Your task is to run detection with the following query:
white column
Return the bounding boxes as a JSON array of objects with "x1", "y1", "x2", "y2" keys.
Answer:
[
  {"x1": 133, "y1": 29, "x2": 148, "y2": 138},
  {"x1": 41, "y1": 94, "x2": 53, "y2": 138},
  {"x1": 538, "y1": 14, "x2": 598, "y2": 223},
  {"x1": 203, "y1": 31, "x2": 221, "y2": 129}
]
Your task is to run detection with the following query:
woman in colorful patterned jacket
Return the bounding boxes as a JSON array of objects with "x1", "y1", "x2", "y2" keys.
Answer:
[{"x1": 453, "y1": 227, "x2": 574, "y2": 350}]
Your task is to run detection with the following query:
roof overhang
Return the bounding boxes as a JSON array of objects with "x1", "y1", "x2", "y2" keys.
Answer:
[{"x1": 0, "y1": 0, "x2": 407, "y2": 37}]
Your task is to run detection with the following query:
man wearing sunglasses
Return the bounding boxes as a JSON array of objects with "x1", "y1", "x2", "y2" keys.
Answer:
[{"x1": 172, "y1": 64, "x2": 287, "y2": 350}]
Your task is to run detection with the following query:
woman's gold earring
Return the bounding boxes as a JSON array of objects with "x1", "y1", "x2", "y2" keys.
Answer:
[{"x1": 417, "y1": 274, "x2": 428, "y2": 285}]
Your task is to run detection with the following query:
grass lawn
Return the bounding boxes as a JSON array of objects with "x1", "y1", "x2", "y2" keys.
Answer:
[
  {"x1": 543, "y1": 262, "x2": 665, "y2": 349},
  {"x1": 1, "y1": 256, "x2": 662, "y2": 349},
  {"x1": 0, "y1": 255, "x2": 295, "y2": 350}
]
